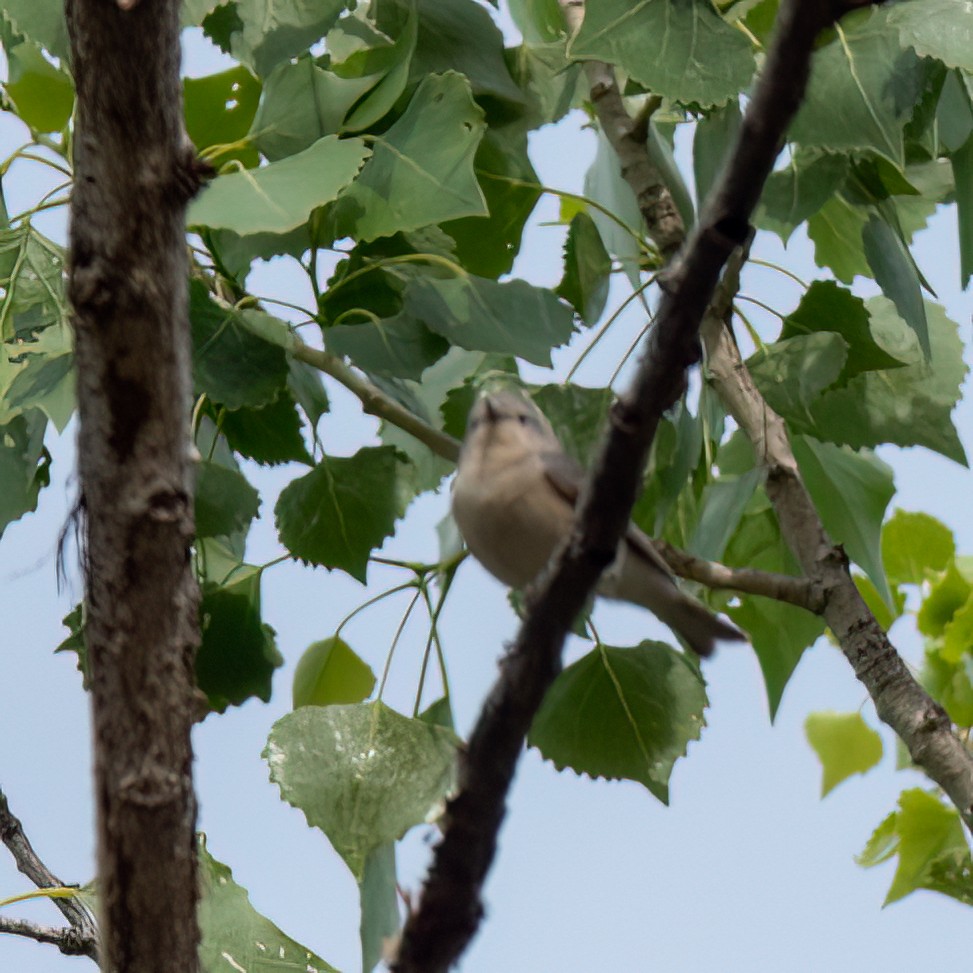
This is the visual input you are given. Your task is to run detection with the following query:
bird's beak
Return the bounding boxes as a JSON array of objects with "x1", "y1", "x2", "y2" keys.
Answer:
[{"x1": 482, "y1": 394, "x2": 498, "y2": 422}]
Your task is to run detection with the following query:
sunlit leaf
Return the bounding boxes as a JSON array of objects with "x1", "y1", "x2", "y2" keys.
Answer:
[
  {"x1": 265, "y1": 702, "x2": 457, "y2": 879},
  {"x1": 292, "y1": 636, "x2": 376, "y2": 709},
  {"x1": 198, "y1": 837, "x2": 339, "y2": 972},
  {"x1": 805, "y1": 711, "x2": 883, "y2": 797}
]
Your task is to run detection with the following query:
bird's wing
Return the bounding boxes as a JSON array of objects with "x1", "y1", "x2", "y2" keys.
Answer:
[{"x1": 541, "y1": 450, "x2": 674, "y2": 581}]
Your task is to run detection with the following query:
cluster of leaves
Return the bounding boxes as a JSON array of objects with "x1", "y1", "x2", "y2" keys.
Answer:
[
  {"x1": 805, "y1": 511, "x2": 973, "y2": 906},
  {"x1": 3, "y1": 0, "x2": 973, "y2": 966}
]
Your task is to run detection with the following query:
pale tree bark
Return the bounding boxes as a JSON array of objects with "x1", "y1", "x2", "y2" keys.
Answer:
[{"x1": 66, "y1": 0, "x2": 204, "y2": 970}]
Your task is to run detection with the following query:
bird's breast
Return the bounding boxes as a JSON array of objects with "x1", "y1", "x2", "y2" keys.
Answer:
[{"x1": 452, "y1": 452, "x2": 571, "y2": 588}]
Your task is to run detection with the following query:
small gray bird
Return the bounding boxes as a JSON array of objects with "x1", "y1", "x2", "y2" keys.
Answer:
[{"x1": 451, "y1": 389, "x2": 745, "y2": 657}]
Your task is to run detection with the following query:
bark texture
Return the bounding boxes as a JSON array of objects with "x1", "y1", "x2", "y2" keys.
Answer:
[{"x1": 66, "y1": 1, "x2": 203, "y2": 970}]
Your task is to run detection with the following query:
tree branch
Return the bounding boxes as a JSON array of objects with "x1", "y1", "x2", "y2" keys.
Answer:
[
  {"x1": 391, "y1": 3, "x2": 852, "y2": 970},
  {"x1": 291, "y1": 340, "x2": 460, "y2": 463},
  {"x1": 0, "y1": 916, "x2": 97, "y2": 959},
  {"x1": 559, "y1": 0, "x2": 684, "y2": 255},
  {"x1": 0, "y1": 788, "x2": 98, "y2": 960},
  {"x1": 655, "y1": 540, "x2": 824, "y2": 612}
]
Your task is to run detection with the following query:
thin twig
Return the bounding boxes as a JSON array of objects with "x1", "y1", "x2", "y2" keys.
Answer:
[
  {"x1": 291, "y1": 340, "x2": 461, "y2": 463},
  {"x1": 0, "y1": 915, "x2": 96, "y2": 958},
  {"x1": 656, "y1": 539, "x2": 825, "y2": 612},
  {"x1": 0, "y1": 789, "x2": 98, "y2": 960}
]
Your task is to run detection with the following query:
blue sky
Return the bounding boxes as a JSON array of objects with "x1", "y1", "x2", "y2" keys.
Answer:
[{"x1": 2, "y1": 16, "x2": 973, "y2": 973}]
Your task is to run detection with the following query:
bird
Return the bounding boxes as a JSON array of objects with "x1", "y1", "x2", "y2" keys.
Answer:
[{"x1": 451, "y1": 388, "x2": 745, "y2": 657}]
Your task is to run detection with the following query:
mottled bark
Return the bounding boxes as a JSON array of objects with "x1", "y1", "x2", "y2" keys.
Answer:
[{"x1": 66, "y1": 0, "x2": 203, "y2": 970}]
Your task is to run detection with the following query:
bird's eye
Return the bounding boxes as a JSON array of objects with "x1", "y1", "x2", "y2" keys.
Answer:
[{"x1": 517, "y1": 414, "x2": 528, "y2": 425}]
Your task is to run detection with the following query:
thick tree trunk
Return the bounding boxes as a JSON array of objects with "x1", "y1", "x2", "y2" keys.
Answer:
[{"x1": 66, "y1": 1, "x2": 203, "y2": 970}]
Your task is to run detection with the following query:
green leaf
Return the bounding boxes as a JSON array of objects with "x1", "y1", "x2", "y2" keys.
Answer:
[
  {"x1": 855, "y1": 573, "x2": 905, "y2": 633},
  {"x1": 4, "y1": 346, "x2": 74, "y2": 432},
  {"x1": 189, "y1": 134, "x2": 369, "y2": 236},
  {"x1": 184, "y1": 66, "x2": 261, "y2": 169},
  {"x1": 275, "y1": 446, "x2": 407, "y2": 582},
  {"x1": 791, "y1": 8, "x2": 925, "y2": 167},
  {"x1": 635, "y1": 405, "x2": 704, "y2": 537},
  {"x1": 862, "y1": 213, "x2": 930, "y2": 360},
  {"x1": 287, "y1": 358, "x2": 330, "y2": 429},
  {"x1": 922, "y1": 853, "x2": 973, "y2": 906},
  {"x1": 569, "y1": 0, "x2": 755, "y2": 108},
  {"x1": 918, "y1": 561, "x2": 970, "y2": 637},
  {"x1": 359, "y1": 843, "x2": 399, "y2": 973},
  {"x1": 942, "y1": 596, "x2": 973, "y2": 665},
  {"x1": 688, "y1": 469, "x2": 763, "y2": 563},
  {"x1": 220, "y1": 391, "x2": 313, "y2": 466},
  {"x1": 202, "y1": 0, "x2": 347, "y2": 77},
  {"x1": 198, "y1": 838, "x2": 339, "y2": 973},
  {"x1": 195, "y1": 461, "x2": 260, "y2": 540},
  {"x1": 4, "y1": 36, "x2": 73, "y2": 133},
  {"x1": 443, "y1": 120, "x2": 541, "y2": 278},
  {"x1": 249, "y1": 55, "x2": 376, "y2": 162},
  {"x1": 792, "y1": 436, "x2": 894, "y2": 604},
  {"x1": 292, "y1": 636, "x2": 376, "y2": 709},
  {"x1": 724, "y1": 503, "x2": 825, "y2": 717},
  {"x1": 757, "y1": 150, "x2": 849, "y2": 244},
  {"x1": 779, "y1": 280, "x2": 906, "y2": 381},
  {"x1": 856, "y1": 789, "x2": 969, "y2": 905},
  {"x1": 418, "y1": 696, "x2": 455, "y2": 730},
  {"x1": 265, "y1": 702, "x2": 457, "y2": 880},
  {"x1": 0, "y1": 223, "x2": 68, "y2": 343},
  {"x1": 530, "y1": 383, "x2": 613, "y2": 468},
  {"x1": 882, "y1": 510, "x2": 955, "y2": 586},
  {"x1": 797, "y1": 299, "x2": 967, "y2": 464},
  {"x1": 953, "y1": 133, "x2": 973, "y2": 289},
  {"x1": 583, "y1": 128, "x2": 643, "y2": 288},
  {"x1": 189, "y1": 283, "x2": 289, "y2": 410},
  {"x1": 528, "y1": 641, "x2": 708, "y2": 804},
  {"x1": 1, "y1": 0, "x2": 68, "y2": 60},
  {"x1": 805, "y1": 711, "x2": 883, "y2": 797},
  {"x1": 807, "y1": 194, "x2": 871, "y2": 283},
  {"x1": 333, "y1": 72, "x2": 487, "y2": 242},
  {"x1": 507, "y1": 41, "x2": 584, "y2": 129},
  {"x1": 402, "y1": 274, "x2": 575, "y2": 367},
  {"x1": 382, "y1": 0, "x2": 525, "y2": 107},
  {"x1": 508, "y1": 0, "x2": 566, "y2": 44},
  {"x1": 53, "y1": 604, "x2": 89, "y2": 689},
  {"x1": 329, "y1": 4, "x2": 418, "y2": 134},
  {"x1": 555, "y1": 211, "x2": 611, "y2": 325},
  {"x1": 325, "y1": 314, "x2": 449, "y2": 382},
  {"x1": 197, "y1": 581, "x2": 283, "y2": 712},
  {"x1": 921, "y1": 650, "x2": 973, "y2": 727},
  {"x1": 888, "y1": 0, "x2": 973, "y2": 72},
  {"x1": 693, "y1": 101, "x2": 742, "y2": 207},
  {"x1": 746, "y1": 333, "x2": 848, "y2": 420},
  {"x1": 0, "y1": 411, "x2": 49, "y2": 538}
]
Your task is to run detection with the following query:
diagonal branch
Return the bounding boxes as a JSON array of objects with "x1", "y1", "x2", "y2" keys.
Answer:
[
  {"x1": 390, "y1": 3, "x2": 857, "y2": 970},
  {"x1": 0, "y1": 788, "x2": 98, "y2": 960}
]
